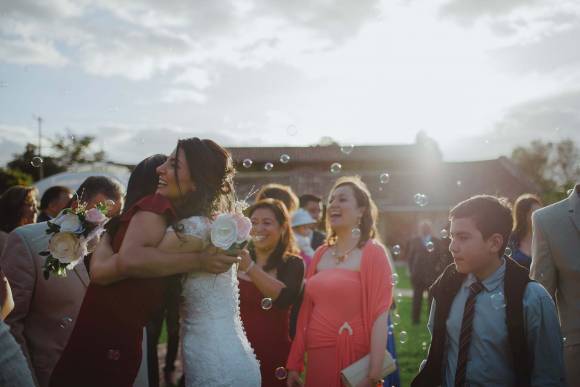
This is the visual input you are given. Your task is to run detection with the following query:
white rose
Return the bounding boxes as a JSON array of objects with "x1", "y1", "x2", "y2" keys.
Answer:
[
  {"x1": 52, "y1": 213, "x2": 84, "y2": 233},
  {"x1": 210, "y1": 214, "x2": 238, "y2": 250},
  {"x1": 48, "y1": 232, "x2": 83, "y2": 263}
]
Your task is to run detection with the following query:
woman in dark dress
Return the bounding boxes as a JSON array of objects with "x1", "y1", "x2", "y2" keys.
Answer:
[
  {"x1": 50, "y1": 138, "x2": 239, "y2": 387},
  {"x1": 238, "y1": 198, "x2": 305, "y2": 387}
]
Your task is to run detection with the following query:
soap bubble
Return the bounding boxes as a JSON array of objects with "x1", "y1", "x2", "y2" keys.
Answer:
[
  {"x1": 261, "y1": 297, "x2": 273, "y2": 310},
  {"x1": 379, "y1": 173, "x2": 390, "y2": 184},
  {"x1": 392, "y1": 313, "x2": 401, "y2": 326},
  {"x1": 264, "y1": 162, "x2": 274, "y2": 172},
  {"x1": 399, "y1": 331, "x2": 408, "y2": 344},
  {"x1": 490, "y1": 291, "x2": 506, "y2": 310},
  {"x1": 30, "y1": 156, "x2": 43, "y2": 167},
  {"x1": 340, "y1": 144, "x2": 354, "y2": 155},
  {"x1": 243, "y1": 159, "x2": 253, "y2": 168},
  {"x1": 504, "y1": 247, "x2": 512, "y2": 257},
  {"x1": 279, "y1": 154, "x2": 290, "y2": 164},
  {"x1": 274, "y1": 367, "x2": 288, "y2": 380},
  {"x1": 286, "y1": 125, "x2": 298, "y2": 136},
  {"x1": 351, "y1": 227, "x2": 361, "y2": 239},
  {"x1": 330, "y1": 162, "x2": 342, "y2": 174},
  {"x1": 426, "y1": 241, "x2": 435, "y2": 253},
  {"x1": 414, "y1": 193, "x2": 429, "y2": 207},
  {"x1": 440, "y1": 229, "x2": 449, "y2": 239},
  {"x1": 392, "y1": 245, "x2": 401, "y2": 256},
  {"x1": 391, "y1": 273, "x2": 399, "y2": 286}
]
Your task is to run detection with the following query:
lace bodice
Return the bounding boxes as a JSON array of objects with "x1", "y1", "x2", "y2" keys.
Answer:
[
  {"x1": 176, "y1": 218, "x2": 261, "y2": 386},
  {"x1": 167, "y1": 216, "x2": 211, "y2": 240}
]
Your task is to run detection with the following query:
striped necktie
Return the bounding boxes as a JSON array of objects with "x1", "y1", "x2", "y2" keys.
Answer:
[{"x1": 454, "y1": 281, "x2": 485, "y2": 387}]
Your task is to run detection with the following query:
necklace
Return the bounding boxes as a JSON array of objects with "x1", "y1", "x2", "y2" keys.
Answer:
[{"x1": 332, "y1": 243, "x2": 357, "y2": 263}]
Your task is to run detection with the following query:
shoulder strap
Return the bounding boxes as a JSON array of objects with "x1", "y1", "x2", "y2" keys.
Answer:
[
  {"x1": 504, "y1": 257, "x2": 532, "y2": 387},
  {"x1": 412, "y1": 264, "x2": 465, "y2": 387}
]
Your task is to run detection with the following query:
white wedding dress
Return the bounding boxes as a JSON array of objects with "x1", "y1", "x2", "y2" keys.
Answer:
[{"x1": 170, "y1": 216, "x2": 261, "y2": 387}]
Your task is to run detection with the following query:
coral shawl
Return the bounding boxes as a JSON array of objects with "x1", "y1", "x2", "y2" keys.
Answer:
[{"x1": 286, "y1": 240, "x2": 393, "y2": 386}]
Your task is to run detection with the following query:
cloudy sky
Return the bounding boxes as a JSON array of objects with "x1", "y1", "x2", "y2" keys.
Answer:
[{"x1": 0, "y1": 0, "x2": 579, "y2": 166}]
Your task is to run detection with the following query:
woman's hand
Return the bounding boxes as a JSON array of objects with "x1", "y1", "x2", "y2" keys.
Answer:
[
  {"x1": 286, "y1": 371, "x2": 303, "y2": 387},
  {"x1": 238, "y1": 249, "x2": 254, "y2": 272},
  {"x1": 1, "y1": 276, "x2": 15, "y2": 320},
  {"x1": 198, "y1": 246, "x2": 241, "y2": 274}
]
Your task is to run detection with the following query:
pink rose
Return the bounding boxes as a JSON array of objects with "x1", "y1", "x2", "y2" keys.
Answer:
[
  {"x1": 235, "y1": 215, "x2": 252, "y2": 243},
  {"x1": 85, "y1": 208, "x2": 107, "y2": 224}
]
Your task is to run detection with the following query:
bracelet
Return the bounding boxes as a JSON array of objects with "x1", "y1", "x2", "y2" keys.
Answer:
[{"x1": 242, "y1": 260, "x2": 255, "y2": 274}]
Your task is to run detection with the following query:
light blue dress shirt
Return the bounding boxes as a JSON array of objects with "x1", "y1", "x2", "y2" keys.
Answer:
[{"x1": 427, "y1": 258, "x2": 566, "y2": 387}]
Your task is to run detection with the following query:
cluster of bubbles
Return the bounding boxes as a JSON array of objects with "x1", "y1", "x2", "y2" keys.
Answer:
[
  {"x1": 261, "y1": 297, "x2": 273, "y2": 310},
  {"x1": 30, "y1": 156, "x2": 43, "y2": 168},
  {"x1": 414, "y1": 193, "x2": 429, "y2": 207},
  {"x1": 391, "y1": 273, "x2": 399, "y2": 286}
]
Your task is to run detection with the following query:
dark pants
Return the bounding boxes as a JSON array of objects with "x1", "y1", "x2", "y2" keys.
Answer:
[
  {"x1": 412, "y1": 282, "x2": 433, "y2": 325},
  {"x1": 147, "y1": 278, "x2": 181, "y2": 387}
]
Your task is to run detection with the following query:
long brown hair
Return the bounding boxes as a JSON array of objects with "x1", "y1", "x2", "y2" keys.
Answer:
[
  {"x1": 247, "y1": 198, "x2": 299, "y2": 273},
  {"x1": 326, "y1": 176, "x2": 379, "y2": 248},
  {"x1": 173, "y1": 138, "x2": 236, "y2": 218},
  {"x1": 511, "y1": 193, "x2": 543, "y2": 246},
  {"x1": 0, "y1": 186, "x2": 37, "y2": 233}
]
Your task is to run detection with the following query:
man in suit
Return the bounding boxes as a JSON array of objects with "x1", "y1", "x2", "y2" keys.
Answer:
[
  {"x1": 1, "y1": 176, "x2": 123, "y2": 387},
  {"x1": 406, "y1": 220, "x2": 444, "y2": 324},
  {"x1": 37, "y1": 186, "x2": 73, "y2": 223},
  {"x1": 531, "y1": 184, "x2": 580, "y2": 386}
]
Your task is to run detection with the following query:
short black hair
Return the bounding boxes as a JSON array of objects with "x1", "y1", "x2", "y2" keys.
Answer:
[
  {"x1": 299, "y1": 193, "x2": 322, "y2": 208},
  {"x1": 449, "y1": 195, "x2": 513, "y2": 257},
  {"x1": 40, "y1": 186, "x2": 72, "y2": 210},
  {"x1": 70, "y1": 176, "x2": 124, "y2": 207}
]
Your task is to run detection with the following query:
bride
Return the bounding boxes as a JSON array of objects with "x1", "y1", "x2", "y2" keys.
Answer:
[
  {"x1": 160, "y1": 215, "x2": 261, "y2": 386},
  {"x1": 54, "y1": 138, "x2": 260, "y2": 387}
]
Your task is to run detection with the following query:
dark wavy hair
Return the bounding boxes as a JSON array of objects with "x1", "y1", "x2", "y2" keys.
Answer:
[
  {"x1": 247, "y1": 198, "x2": 299, "y2": 273},
  {"x1": 106, "y1": 154, "x2": 168, "y2": 239},
  {"x1": 172, "y1": 138, "x2": 235, "y2": 219},
  {"x1": 0, "y1": 186, "x2": 37, "y2": 233},
  {"x1": 511, "y1": 193, "x2": 543, "y2": 247},
  {"x1": 325, "y1": 176, "x2": 379, "y2": 248}
]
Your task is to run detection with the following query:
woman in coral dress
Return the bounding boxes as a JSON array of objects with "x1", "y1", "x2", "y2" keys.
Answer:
[{"x1": 286, "y1": 176, "x2": 393, "y2": 387}]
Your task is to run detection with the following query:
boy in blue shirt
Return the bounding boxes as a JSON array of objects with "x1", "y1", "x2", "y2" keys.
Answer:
[{"x1": 412, "y1": 195, "x2": 565, "y2": 387}]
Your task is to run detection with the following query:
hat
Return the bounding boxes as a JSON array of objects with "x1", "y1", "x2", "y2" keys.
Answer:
[{"x1": 292, "y1": 208, "x2": 316, "y2": 227}]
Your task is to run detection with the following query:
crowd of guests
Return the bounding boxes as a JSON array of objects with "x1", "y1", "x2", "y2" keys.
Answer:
[{"x1": 0, "y1": 142, "x2": 578, "y2": 387}]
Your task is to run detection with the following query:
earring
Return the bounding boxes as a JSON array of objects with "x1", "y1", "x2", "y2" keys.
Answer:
[{"x1": 351, "y1": 218, "x2": 362, "y2": 239}]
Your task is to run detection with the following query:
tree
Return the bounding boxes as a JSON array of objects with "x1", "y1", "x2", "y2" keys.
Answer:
[
  {"x1": 7, "y1": 144, "x2": 66, "y2": 181},
  {"x1": 510, "y1": 138, "x2": 580, "y2": 203},
  {"x1": 7, "y1": 132, "x2": 106, "y2": 182},
  {"x1": 0, "y1": 168, "x2": 34, "y2": 194}
]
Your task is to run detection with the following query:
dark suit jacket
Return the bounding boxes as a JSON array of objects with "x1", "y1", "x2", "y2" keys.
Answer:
[
  {"x1": 311, "y1": 230, "x2": 326, "y2": 250},
  {"x1": 406, "y1": 236, "x2": 444, "y2": 287}
]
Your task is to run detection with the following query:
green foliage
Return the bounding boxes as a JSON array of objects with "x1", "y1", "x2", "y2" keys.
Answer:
[
  {"x1": 7, "y1": 132, "x2": 106, "y2": 182},
  {"x1": 0, "y1": 167, "x2": 34, "y2": 193},
  {"x1": 511, "y1": 138, "x2": 580, "y2": 204}
]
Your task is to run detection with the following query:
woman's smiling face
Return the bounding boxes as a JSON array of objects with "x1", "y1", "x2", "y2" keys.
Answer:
[{"x1": 155, "y1": 146, "x2": 196, "y2": 200}]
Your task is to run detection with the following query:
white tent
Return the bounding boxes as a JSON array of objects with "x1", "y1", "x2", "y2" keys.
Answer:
[{"x1": 34, "y1": 164, "x2": 130, "y2": 197}]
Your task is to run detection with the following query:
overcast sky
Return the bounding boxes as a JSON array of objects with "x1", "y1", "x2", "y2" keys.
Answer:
[{"x1": 1, "y1": 0, "x2": 579, "y2": 166}]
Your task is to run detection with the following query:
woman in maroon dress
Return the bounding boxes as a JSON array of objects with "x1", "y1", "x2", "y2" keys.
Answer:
[
  {"x1": 50, "y1": 138, "x2": 239, "y2": 387},
  {"x1": 238, "y1": 199, "x2": 305, "y2": 387}
]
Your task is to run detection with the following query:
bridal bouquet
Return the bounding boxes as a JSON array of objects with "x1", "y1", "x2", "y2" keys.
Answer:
[
  {"x1": 210, "y1": 211, "x2": 252, "y2": 253},
  {"x1": 40, "y1": 202, "x2": 111, "y2": 279}
]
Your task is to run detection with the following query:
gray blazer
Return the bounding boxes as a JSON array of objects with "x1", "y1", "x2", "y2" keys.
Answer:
[
  {"x1": 0, "y1": 222, "x2": 90, "y2": 387},
  {"x1": 531, "y1": 185, "x2": 580, "y2": 346}
]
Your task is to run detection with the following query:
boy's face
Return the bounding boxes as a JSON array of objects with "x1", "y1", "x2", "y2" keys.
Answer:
[{"x1": 449, "y1": 217, "x2": 503, "y2": 275}]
